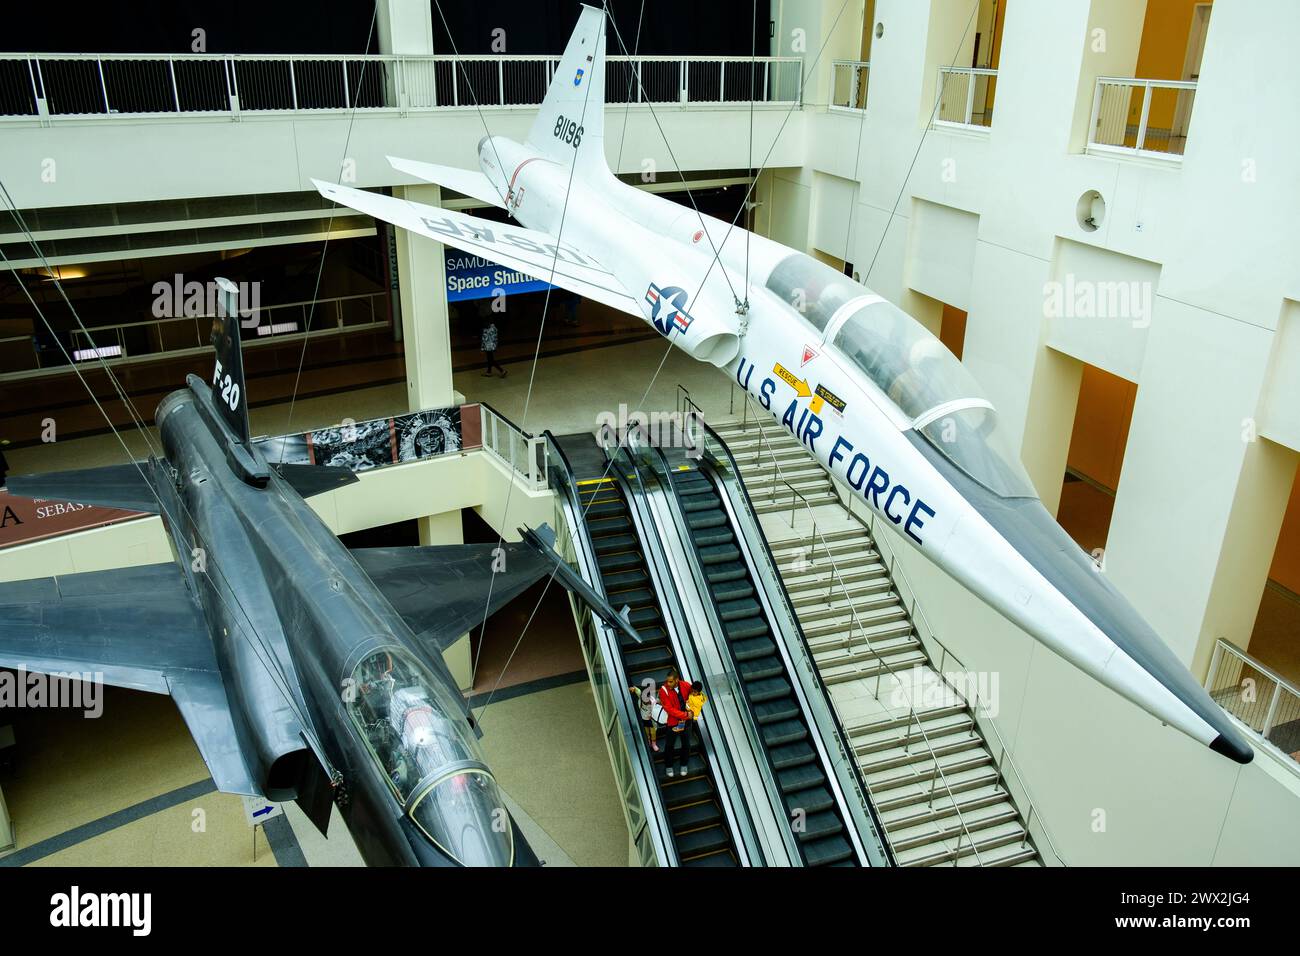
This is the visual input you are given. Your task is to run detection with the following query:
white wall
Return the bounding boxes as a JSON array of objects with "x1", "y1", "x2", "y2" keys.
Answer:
[{"x1": 794, "y1": 0, "x2": 1300, "y2": 863}]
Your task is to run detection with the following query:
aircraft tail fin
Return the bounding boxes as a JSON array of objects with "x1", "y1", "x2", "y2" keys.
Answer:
[
  {"x1": 208, "y1": 276, "x2": 252, "y2": 446},
  {"x1": 525, "y1": 4, "x2": 612, "y2": 185}
]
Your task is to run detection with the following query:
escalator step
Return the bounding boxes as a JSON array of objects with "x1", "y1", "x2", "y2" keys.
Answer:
[
  {"x1": 730, "y1": 635, "x2": 776, "y2": 662},
  {"x1": 593, "y1": 533, "x2": 636, "y2": 554},
  {"x1": 628, "y1": 606, "x2": 661, "y2": 628},
  {"x1": 745, "y1": 675, "x2": 793, "y2": 702},
  {"x1": 676, "y1": 825, "x2": 731, "y2": 860},
  {"x1": 704, "y1": 561, "x2": 748, "y2": 583},
  {"x1": 625, "y1": 643, "x2": 673, "y2": 673},
  {"x1": 603, "y1": 569, "x2": 649, "y2": 591},
  {"x1": 753, "y1": 698, "x2": 800, "y2": 725},
  {"x1": 585, "y1": 500, "x2": 626, "y2": 519},
  {"x1": 680, "y1": 493, "x2": 721, "y2": 513},
  {"x1": 797, "y1": 810, "x2": 846, "y2": 843},
  {"x1": 661, "y1": 773, "x2": 713, "y2": 809},
  {"x1": 776, "y1": 762, "x2": 826, "y2": 795},
  {"x1": 619, "y1": 626, "x2": 666, "y2": 650},
  {"x1": 656, "y1": 752, "x2": 709, "y2": 779},
  {"x1": 802, "y1": 834, "x2": 855, "y2": 867},
  {"x1": 716, "y1": 597, "x2": 762, "y2": 622},
  {"x1": 698, "y1": 544, "x2": 741, "y2": 565},
  {"x1": 692, "y1": 527, "x2": 735, "y2": 549},
  {"x1": 668, "y1": 800, "x2": 723, "y2": 833},
  {"x1": 724, "y1": 617, "x2": 768, "y2": 641},
  {"x1": 761, "y1": 718, "x2": 808, "y2": 748},
  {"x1": 587, "y1": 515, "x2": 631, "y2": 536},
  {"x1": 687, "y1": 510, "x2": 729, "y2": 531},
  {"x1": 672, "y1": 472, "x2": 710, "y2": 490},
  {"x1": 681, "y1": 849, "x2": 738, "y2": 867},
  {"x1": 784, "y1": 785, "x2": 835, "y2": 817},
  {"x1": 738, "y1": 656, "x2": 783, "y2": 682},
  {"x1": 598, "y1": 551, "x2": 642, "y2": 573},
  {"x1": 610, "y1": 588, "x2": 654, "y2": 609},
  {"x1": 771, "y1": 739, "x2": 816, "y2": 770},
  {"x1": 711, "y1": 579, "x2": 754, "y2": 604}
]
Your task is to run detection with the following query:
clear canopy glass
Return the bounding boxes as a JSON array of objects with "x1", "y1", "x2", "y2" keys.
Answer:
[
  {"x1": 764, "y1": 252, "x2": 1035, "y2": 496},
  {"x1": 347, "y1": 646, "x2": 513, "y2": 865},
  {"x1": 765, "y1": 252, "x2": 868, "y2": 332}
]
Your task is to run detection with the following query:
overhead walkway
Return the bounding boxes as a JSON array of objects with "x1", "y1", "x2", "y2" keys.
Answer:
[{"x1": 711, "y1": 414, "x2": 1053, "y2": 867}]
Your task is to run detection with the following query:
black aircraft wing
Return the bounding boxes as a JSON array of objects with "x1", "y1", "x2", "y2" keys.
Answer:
[
  {"x1": 0, "y1": 562, "x2": 259, "y2": 795},
  {"x1": 6, "y1": 461, "x2": 162, "y2": 514},
  {"x1": 352, "y1": 542, "x2": 552, "y2": 652}
]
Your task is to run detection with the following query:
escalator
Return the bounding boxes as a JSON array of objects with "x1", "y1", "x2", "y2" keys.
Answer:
[
  {"x1": 659, "y1": 451, "x2": 861, "y2": 867},
  {"x1": 554, "y1": 432, "x2": 739, "y2": 866}
]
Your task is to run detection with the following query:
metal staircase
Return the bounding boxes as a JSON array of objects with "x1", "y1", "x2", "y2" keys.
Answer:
[{"x1": 711, "y1": 414, "x2": 1051, "y2": 867}]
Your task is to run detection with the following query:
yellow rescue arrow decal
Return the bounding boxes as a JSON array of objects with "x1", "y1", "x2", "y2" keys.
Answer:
[{"x1": 773, "y1": 362, "x2": 812, "y2": 398}]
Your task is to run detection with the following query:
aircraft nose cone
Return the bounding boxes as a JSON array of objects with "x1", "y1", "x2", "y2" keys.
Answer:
[{"x1": 1210, "y1": 730, "x2": 1255, "y2": 765}]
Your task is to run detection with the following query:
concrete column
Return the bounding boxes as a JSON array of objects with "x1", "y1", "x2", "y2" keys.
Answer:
[
  {"x1": 376, "y1": 0, "x2": 435, "y2": 56},
  {"x1": 393, "y1": 183, "x2": 455, "y2": 412},
  {"x1": 417, "y1": 509, "x2": 473, "y2": 690}
]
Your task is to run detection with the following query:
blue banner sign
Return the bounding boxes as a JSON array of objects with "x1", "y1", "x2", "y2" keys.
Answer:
[{"x1": 444, "y1": 253, "x2": 552, "y2": 302}]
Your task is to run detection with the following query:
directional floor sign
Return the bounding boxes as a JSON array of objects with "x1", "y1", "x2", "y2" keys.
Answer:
[{"x1": 241, "y1": 795, "x2": 284, "y2": 828}]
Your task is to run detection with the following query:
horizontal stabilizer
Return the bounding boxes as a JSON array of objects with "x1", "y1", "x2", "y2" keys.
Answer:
[
  {"x1": 388, "y1": 155, "x2": 508, "y2": 210},
  {"x1": 6, "y1": 461, "x2": 161, "y2": 514},
  {"x1": 312, "y1": 180, "x2": 639, "y2": 318},
  {"x1": 272, "y1": 463, "x2": 358, "y2": 499}
]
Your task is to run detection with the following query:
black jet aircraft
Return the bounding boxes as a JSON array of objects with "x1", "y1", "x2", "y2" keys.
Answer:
[{"x1": 0, "y1": 278, "x2": 628, "y2": 866}]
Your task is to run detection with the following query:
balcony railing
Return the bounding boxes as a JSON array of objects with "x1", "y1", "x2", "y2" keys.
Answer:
[
  {"x1": 0, "y1": 52, "x2": 802, "y2": 122},
  {"x1": 934, "y1": 66, "x2": 996, "y2": 130},
  {"x1": 0, "y1": 291, "x2": 387, "y2": 378},
  {"x1": 830, "y1": 59, "x2": 869, "y2": 112},
  {"x1": 1205, "y1": 638, "x2": 1300, "y2": 771},
  {"x1": 1087, "y1": 76, "x2": 1197, "y2": 160}
]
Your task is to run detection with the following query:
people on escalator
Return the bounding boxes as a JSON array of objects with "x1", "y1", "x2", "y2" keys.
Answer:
[
  {"x1": 659, "y1": 669, "x2": 694, "y2": 779},
  {"x1": 686, "y1": 679, "x2": 708, "y2": 721},
  {"x1": 629, "y1": 680, "x2": 661, "y2": 753}
]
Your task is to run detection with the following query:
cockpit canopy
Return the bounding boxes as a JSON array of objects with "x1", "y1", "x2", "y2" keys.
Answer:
[
  {"x1": 766, "y1": 252, "x2": 1037, "y2": 499},
  {"x1": 347, "y1": 646, "x2": 513, "y2": 866}
]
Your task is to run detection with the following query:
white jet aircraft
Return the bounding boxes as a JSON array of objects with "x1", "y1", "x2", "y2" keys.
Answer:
[{"x1": 313, "y1": 5, "x2": 1252, "y2": 764}]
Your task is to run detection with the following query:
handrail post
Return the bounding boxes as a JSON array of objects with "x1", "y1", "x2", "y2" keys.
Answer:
[{"x1": 1135, "y1": 80, "x2": 1152, "y2": 152}]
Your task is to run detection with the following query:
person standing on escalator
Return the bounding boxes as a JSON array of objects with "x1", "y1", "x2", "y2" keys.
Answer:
[{"x1": 659, "y1": 669, "x2": 694, "y2": 780}]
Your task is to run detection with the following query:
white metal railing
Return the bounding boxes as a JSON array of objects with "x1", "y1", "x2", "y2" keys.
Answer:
[
  {"x1": 1206, "y1": 638, "x2": 1300, "y2": 771},
  {"x1": 934, "y1": 66, "x2": 997, "y2": 129},
  {"x1": 0, "y1": 52, "x2": 802, "y2": 122},
  {"x1": 1087, "y1": 76, "x2": 1197, "y2": 159},
  {"x1": 830, "y1": 59, "x2": 869, "y2": 112},
  {"x1": 0, "y1": 291, "x2": 386, "y2": 378},
  {"x1": 478, "y1": 403, "x2": 548, "y2": 492}
]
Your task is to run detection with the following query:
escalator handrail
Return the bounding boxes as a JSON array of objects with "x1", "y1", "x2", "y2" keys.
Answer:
[
  {"x1": 626, "y1": 434, "x2": 807, "y2": 866},
  {"x1": 602, "y1": 438, "x2": 762, "y2": 866},
  {"x1": 693, "y1": 417, "x2": 897, "y2": 867},
  {"x1": 542, "y1": 430, "x2": 680, "y2": 867}
]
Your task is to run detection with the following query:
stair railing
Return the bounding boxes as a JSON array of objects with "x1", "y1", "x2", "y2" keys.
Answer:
[{"x1": 719, "y1": 398, "x2": 988, "y2": 865}]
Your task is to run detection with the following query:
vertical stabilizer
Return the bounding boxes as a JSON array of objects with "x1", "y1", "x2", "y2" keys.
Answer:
[
  {"x1": 209, "y1": 276, "x2": 251, "y2": 445},
  {"x1": 525, "y1": 4, "x2": 611, "y2": 184}
]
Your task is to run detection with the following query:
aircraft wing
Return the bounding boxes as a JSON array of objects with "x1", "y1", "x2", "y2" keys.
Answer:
[
  {"x1": 312, "y1": 179, "x2": 641, "y2": 318},
  {"x1": 0, "y1": 562, "x2": 259, "y2": 795},
  {"x1": 352, "y1": 542, "x2": 552, "y2": 652}
]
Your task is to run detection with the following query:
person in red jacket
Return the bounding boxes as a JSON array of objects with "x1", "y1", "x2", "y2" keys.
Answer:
[{"x1": 659, "y1": 669, "x2": 695, "y2": 779}]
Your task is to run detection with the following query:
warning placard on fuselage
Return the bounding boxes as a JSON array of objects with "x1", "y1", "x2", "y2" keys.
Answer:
[{"x1": 814, "y1": 384, "x2": 846, "y2": 414}]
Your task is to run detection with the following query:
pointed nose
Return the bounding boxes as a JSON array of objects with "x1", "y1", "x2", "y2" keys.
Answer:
[{"x1": 993, "y1": 496, "x2": 1254, "y2": 764}]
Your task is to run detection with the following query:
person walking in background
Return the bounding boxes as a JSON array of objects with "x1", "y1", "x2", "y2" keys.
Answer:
[
  {"x1": 480, "y1": 318, "x2": 507, "y2": 377},
  {"x1": 659, "y1": 669, "x2": 695, "y2": 779}
]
